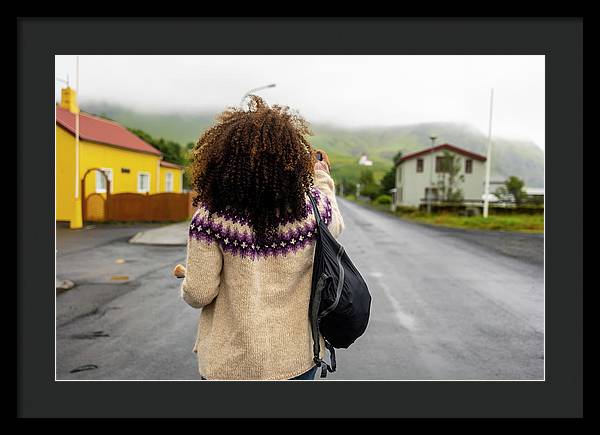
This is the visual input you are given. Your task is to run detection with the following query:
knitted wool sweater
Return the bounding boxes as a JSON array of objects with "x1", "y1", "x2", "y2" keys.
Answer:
[{"x1": 180, "y1": 169, "x2": 345, "y2": 380}]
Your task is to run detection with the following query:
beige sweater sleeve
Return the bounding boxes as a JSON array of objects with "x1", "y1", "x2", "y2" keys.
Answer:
[
  {"x1": 180, "y1": 228, "x2": 223, "y2": 309},
  {"x1": 314, "y1": 169, "x2": 345, "y2": 238}
]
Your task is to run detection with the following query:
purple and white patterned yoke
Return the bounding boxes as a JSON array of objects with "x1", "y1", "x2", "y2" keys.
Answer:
[{"x1": 188, "y1": 187, "x2": 332, "y2": 260}]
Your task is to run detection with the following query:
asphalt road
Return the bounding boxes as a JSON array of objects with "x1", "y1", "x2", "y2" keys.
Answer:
[{"x1": 56, "y1": 199, "x2": 544, "y2": 380}]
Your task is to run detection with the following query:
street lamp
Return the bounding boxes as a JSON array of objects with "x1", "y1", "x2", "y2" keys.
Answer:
[
  {"x1": 240, "y1": 83, "x2": 276, "y2": 107},
  {"x1": 427, "y1": 135, "x2": 437, "y2": 214}
]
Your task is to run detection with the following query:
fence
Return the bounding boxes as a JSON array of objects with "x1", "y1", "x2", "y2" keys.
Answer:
[{"x1": 85, "y1": 192, "x2": 195, "y2": 223}]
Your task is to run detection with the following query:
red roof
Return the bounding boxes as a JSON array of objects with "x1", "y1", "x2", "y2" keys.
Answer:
[
  {"x1": 160, "y1": 160, "x2": 184, "y2": 169},
  {"x1": 56, "y1": 106, "x2": 162, "y2": 156},
  {"x1": 395, "y1": 143, "x2": 487, "y2": 166}
]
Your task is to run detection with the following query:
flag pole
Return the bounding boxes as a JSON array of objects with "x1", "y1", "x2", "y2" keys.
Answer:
[
  {"x1": 70, "y1": 55, "x2": 83, "y2": 229},
  {"x1": 483, "y1": 88, "x2": 494, "y2": 218},
  {"x1": 75, "y1": 55, "x2": 80, "y2": 200}
]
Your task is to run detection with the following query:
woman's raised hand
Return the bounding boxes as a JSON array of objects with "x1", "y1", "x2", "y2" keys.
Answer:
[{"x1": 314, "y1": 149, "x2": 331, "y2": 173}]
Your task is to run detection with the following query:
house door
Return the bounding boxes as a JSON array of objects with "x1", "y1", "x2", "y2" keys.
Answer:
[
  {"x1": 81, "y1": 168, "x2": 111, "y2": 224},
  {"x1": 85, "y1": 193, "x2": 106, "y2": 221},
  {"x1": 425, "y1": 187, "x2": 439, "y2": 202}
]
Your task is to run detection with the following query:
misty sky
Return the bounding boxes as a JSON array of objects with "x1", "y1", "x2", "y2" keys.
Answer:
[{"x1": 55, "y1": 55, "x2": 545, "y2": 149}]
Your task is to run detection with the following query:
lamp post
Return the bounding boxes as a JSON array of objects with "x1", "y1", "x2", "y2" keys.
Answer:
[
  {"x1": 240, "y1": 83, "x2": 276, "y2": 107},
  {"x1": 427, "y1": 135, "x2": 437, "y2": 214}
]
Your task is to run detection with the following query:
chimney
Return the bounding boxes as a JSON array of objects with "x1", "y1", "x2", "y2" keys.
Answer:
[{"x1": 60, "y1": 86, "x2": 79, "y2": 114}]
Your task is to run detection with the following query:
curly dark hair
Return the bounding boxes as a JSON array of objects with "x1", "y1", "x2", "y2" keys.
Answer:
[{"x1": 188, "y1": 95, "x2": 316, "y2": 244}]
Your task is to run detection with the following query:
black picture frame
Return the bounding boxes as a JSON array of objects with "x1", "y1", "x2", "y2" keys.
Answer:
[{"x1": 17, "y1": 17, "x2": 582, "y2": 419}]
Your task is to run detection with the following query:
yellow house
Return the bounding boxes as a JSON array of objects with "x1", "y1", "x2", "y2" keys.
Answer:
[
  {"x1": 159, "y1": 160, "x2": 185, "y2": 194},
  {"x1": 56, "y1": 86, "x2": 185, "y2": 228}
]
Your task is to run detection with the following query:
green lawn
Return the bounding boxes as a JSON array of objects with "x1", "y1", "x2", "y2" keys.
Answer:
[
  {"x1": 404, "y1": 212, "x2": 544, "y2": 233},
  {"x1": 347, "y1": 198, "x2": 544, "y2": 234}
]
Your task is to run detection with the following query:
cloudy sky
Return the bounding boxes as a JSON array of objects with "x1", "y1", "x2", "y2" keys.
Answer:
[{"x1": 55, "y1": 55, "x2": 545, "y2": 149}]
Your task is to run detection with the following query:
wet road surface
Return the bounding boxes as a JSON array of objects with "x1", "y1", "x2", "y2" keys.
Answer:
[{"x1": 56, "y1": 200, "x2": 543, "y2": 380}]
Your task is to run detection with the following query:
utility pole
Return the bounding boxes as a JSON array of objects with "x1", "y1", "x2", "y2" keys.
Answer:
[
  {"x1": 427, "y1": 135, "x2": 437, "y2": 214},
  {"x1": 483, "y1": 89, "x2": 494, "y2": 218}
]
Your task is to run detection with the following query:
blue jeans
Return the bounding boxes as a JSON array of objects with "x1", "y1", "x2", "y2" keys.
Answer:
[{"x1": 290, "y1": 365, "x2": 318, "y2": 380}]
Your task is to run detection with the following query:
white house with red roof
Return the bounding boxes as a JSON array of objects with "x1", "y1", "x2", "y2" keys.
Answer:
[{"x1": 393, "y1": 143, "x2": 487, "y2": 207}]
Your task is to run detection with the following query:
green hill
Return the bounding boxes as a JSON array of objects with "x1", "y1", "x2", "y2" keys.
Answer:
[
  {"x1": 84, "y1": 103, "x2": 544, "y2": 188},
  {"x1": 310, "y1": 122, "x2": 544, "y2": 188}
]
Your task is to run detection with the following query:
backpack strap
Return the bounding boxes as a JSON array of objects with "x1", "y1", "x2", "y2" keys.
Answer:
[
  {"x1": 310, "y1": 273, "x2": 326, "y2": 364},
  {"x1": 317, "y1": 341, "x2": 336, "y2": 378},
  {"x1": 308, "y1": 190, "x2": 322, "y2": 225},
  {"x1": 308, "y1": 190, "x2": 336, "y2": 379},
  {"x1": 326, "y1": 340, "x2": 336, "y2": 372}
]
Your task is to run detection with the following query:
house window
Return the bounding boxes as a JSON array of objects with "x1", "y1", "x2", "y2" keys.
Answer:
[
  {"x1": 137, "y1": 172, "x2": 150, "y2": 193},
  {"x1": 96, "y1": 168, "x2": 113, "y2": 193},
  {"x1": 165, "y1": 172, "x2": 174, "y2": 192},
  {"x1": 465, "y1": 159, "x2": 473, "y2": 174},
  {"x1": 416, "y1": 159, "x2": 424, "y2": 173},
  {"x1": 435, "y1": 156, "x2": 452, "y2": 173}
]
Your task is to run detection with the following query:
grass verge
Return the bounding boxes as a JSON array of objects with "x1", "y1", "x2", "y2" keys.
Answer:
[{"x1": 345, "y1": 197, "x2": 544, "y2": 234}]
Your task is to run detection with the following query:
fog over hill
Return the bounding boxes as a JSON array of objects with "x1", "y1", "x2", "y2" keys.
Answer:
[{"x1": 84, "y1": 103, "x2": 544, "y2": 188}]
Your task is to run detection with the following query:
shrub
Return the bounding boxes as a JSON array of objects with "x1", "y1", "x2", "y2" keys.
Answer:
[
  {"x1": 360, "y1": 183, "x2": 381, "y2": 200},
  {"x1": 374, "y1": 194, "x2": 392, "y2": 205},
  {"x1": 344, "y1": 194, "x2": 357, "y2": 201},
  {"x1": 395, "y1": 205, "x2": 418, "y2": 215}
]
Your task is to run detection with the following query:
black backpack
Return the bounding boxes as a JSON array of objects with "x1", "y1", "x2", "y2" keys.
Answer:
[{"x1": 308, "y1": 192, "x2": 372, "y2": 378}]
